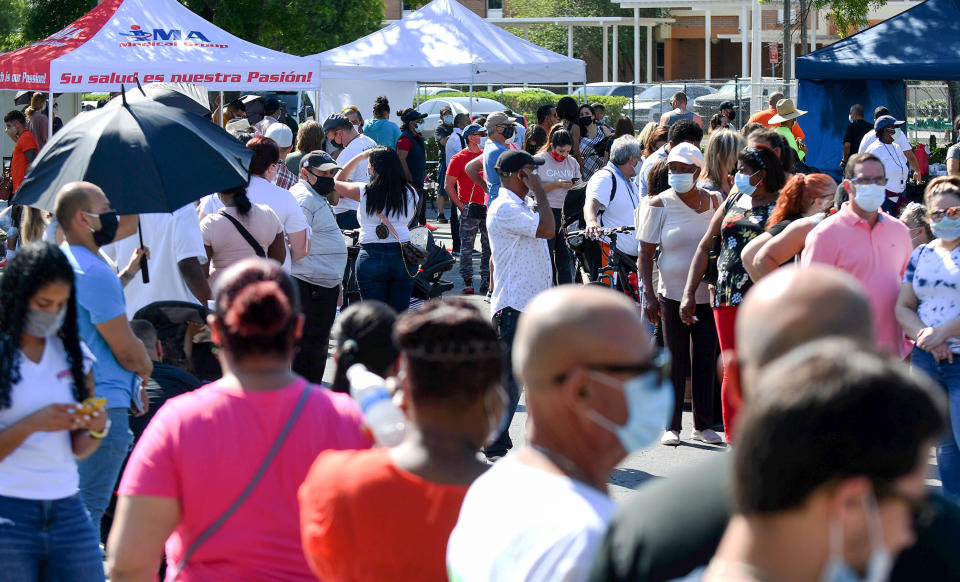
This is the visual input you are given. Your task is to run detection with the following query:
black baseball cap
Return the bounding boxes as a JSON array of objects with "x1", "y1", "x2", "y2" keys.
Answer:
[
  {"x1": 495, "y1": 150, "x2": 544, "y2": 174},
  {"x1": 402, "y1": 109, "x2": 428, "y2": 123},
  {"x1": 322, "y1": 113, "x2": 352, "y2": 134},
  {"x1": 264, "y1": 98, "x2": 282, "y2": 115},
  {"x1": 719, "y1": 101, "x2": 739, "y2": 111},
  {"x1": 301, "y1": 151, "x2": 340, "y2": 172}
]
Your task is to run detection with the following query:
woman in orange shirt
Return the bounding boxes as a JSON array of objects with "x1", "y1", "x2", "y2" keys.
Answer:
[{"x1": 298, "y1": 299, "x2": 507, "y2": 582}]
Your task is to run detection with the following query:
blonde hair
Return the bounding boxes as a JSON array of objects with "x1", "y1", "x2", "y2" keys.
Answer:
[
  {"x1": 25, "y1": 93, "x2": 46, "y2": 118},
  {"x1": 637, "y1": 122, "x2": 658, "y2": 151},
  {"x1": 703, "y1": 129, "x2": 745, "y2": 189},
  {"x1": 20, "y1": 207, "x2": 50, "y2": 244}
]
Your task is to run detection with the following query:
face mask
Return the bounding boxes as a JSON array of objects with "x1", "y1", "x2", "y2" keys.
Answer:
[
  {"x1": 579, "y1": 115, "x2": 594, "y2": 127},
  {"x1": 818, "y1": 492, "x2": 892, "y2": 582},
  {"x1": 932, "y1": 216, "x2": 960, "y2": 241},
  {"x1": 24, "y1": 307, "x2": 67, "y2": 338},
  {"x1": 849, "y1": 114, "x2": 856, "y2": 124},
  {"x1": 443, "y1": 115, "x2": 454, "y2": 125},
  {"x1": 668, "y1": 172, "x2": 695, "y2": 193},
  {"x1": 86, "y1": 210, "x2": 119, "y2": 247},
  {"x1": 853, "y1": 183, "x2": 886, "y2": 213},
  {"x1": 501, "y1": 125, "x2": 515, "y2": 140},
  {"x1": 893, "y1": 128, "x2": 902, "y2": 141},
  {"x1": 483, "y1": 386, "x2": 510, "y2": 448},
  {"x1": 479, "y1": 137, "x2": 488, "y2": 148},
  {"x1": 551, "y1": 151, "x2": 567, "y2": 163},
  {"x1": 734, "y1": 171, "x2": 759, "y2": 196},
  {"x1": 312, "y1": 175, "x2": 335, "y2": 196},
  {"x1": 585, "y1": 360, "x2": 674, "y2": 453}
]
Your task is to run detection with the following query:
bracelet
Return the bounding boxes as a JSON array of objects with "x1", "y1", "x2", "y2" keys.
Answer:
[{"x1": 89, "y1": 418, "x2": 111, "y2": 439}]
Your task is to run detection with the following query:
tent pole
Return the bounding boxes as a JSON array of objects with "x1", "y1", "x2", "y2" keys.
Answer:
[
  {"x1": 48, "y1": 91, "x2": 53, "y2": 142},
  {"x1": 219, "y1": 91, "x2": 224, "y2": 127},
  {"x1": 469, "y1": 84, "x2": 474, "y2": 117}
]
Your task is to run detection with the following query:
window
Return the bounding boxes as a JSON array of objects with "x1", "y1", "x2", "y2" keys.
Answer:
[{"x1": 487, "y1": 0, "x2": 502, "y2": 17}]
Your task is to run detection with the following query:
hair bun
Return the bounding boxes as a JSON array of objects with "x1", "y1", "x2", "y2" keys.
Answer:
[{"x1": 223, "y1": 280, "x2": 291, "y2": 337}]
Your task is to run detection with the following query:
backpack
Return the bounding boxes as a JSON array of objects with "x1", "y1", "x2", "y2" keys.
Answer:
[{"x1": 561, "y1": 168, "x2": 617, "y2": 230}]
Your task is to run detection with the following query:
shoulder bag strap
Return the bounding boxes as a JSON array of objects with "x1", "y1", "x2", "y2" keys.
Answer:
[
  {"x1": 171, "y1": 383, "x2": 312, "y2": 578},
  {"x1": 218, "y1": 209, "x2": 266, "y2": 258},
  {"x1": 379, "y1": 212, "x2": 402, "y2": 242},
  {"x1": 380, "y1": 212, "x2": 418, "y2": 278}
]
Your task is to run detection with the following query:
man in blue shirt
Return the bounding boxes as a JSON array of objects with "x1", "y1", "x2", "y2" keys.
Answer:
[
  {"x1": 465, "y1": 111, "x2": 517, "y2": 203},
  {"x1": 54, "y1": 181, "x2": 153, "y2": 535}
]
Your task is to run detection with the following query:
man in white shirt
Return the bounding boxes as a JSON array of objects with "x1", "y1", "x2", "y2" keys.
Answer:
[
  {"x1": 865, "y1": 115, "x2": 913, "y2": 214},
  {"x1": 585, "y1": 135, "x2": 642, "y2": 260},
  {"x1": 107, "y1": 205, "x2": 210, "y2": 319},
  {"x1": 859, "y1": 105, "x2": 922, "y2": 180},
  {"x1": 484, "y1": 149, "x2": 555, "y2": 460},
  {"x1": 447, "y1": 285, "x2": 668, "y2": 582},
  {"x1": 323, "y1": 112, "x2": 376, "y2": 304},
  {"x1": 637, "y1": 120, "x2": 703, "y2": 197}
]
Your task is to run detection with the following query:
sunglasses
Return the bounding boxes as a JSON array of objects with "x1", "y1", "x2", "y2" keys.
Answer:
[
  {"x1": 927, "y1": 206, "x2": 960, "y2": 222},
  {"x1": 554, "y1": 348, "x2": 670, "y2": 385}
]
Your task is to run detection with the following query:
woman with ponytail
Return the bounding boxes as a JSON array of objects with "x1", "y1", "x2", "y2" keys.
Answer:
[
  {"x1": 741, "y1": 173, "x2": 837, "y2": 281},
  {"x1": 329, "y1": 301, "x2": 399, "y2": 394},
  {"x1": 363, "y1": 96, "x2": 401, "y2": 148},
  {"x1": 200, "y1": 185, "x2": 287, "y2": 285},
  {"x1": 109, "y1": 258, "x2": 371, "y2": 581}
]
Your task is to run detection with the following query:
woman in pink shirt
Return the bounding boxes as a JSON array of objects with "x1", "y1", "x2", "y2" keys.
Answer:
[{"x1": 107, "y1": 258, "x2": 371, "y2": 581}]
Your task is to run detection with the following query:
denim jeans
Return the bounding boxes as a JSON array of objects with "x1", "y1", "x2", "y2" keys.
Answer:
[
  {"x1": 912, "y1": 347, "x2": 960, "y2": 498},
  {"x1": 459, "y1": 209, "x2": 491, "y2": 284},
  {"x1": 0, "y1": 494, "x2": 105, "y2": 581},
  {"x1": 356, "y1": 242, "x2": 416, "y2": 313},
  {"x1": 78, "y1": 407, "x2": 133, "y2": 534},
  {"x1": 486, "y1": 307, "x2": 521, "y2": 458},
  {"x1": 547, "y1": 208, "x2": 573, "y2": 285}
]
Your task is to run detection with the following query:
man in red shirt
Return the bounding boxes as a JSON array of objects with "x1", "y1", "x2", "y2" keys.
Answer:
[
  {"x1": 747, "y1": 92, "x2": 805, "y2": 141},
  {"x1": 4, "y1": 110, "x2": 38, "y2": 194},
  {"x1": 445, "y1": 123, "x2": 490, "y2": 294}
]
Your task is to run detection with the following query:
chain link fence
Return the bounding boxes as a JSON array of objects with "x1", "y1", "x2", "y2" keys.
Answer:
[{"x1": 907, "y1": 82, "x2": 953, "y2": 149}]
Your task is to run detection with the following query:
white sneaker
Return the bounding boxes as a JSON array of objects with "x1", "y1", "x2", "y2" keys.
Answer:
[
  {"x1": 661, "y1": 430, "x2": 680, "y2": 446},
  {"x1": 692, "y1": 428, "x2": 724, "y2": 445}
]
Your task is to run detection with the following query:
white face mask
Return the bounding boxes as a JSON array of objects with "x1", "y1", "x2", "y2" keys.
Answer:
[
  {"x1": 668, "y1": 172, "x2": 696, "y2": 193},
  {"x1": 849, "y1": 114, "x2": 856, "y2": 124},
  {"x1": 853, "y1": 183, "x2": 886, "y2": 213}
]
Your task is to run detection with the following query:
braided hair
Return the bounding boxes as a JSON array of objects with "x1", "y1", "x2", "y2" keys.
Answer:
[{"x1": 0, "y1": 242, "x2": 88, "y2": 409}]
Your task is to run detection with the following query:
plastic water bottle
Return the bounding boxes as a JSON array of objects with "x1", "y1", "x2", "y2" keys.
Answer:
[{"x1": 347, "y1": 364, "x2": 405, "y2": 447}]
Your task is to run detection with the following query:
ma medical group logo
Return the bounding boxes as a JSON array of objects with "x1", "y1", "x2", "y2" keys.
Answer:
[{"x1": 119, "y1": 24, "x2": 228, "y2": 49}]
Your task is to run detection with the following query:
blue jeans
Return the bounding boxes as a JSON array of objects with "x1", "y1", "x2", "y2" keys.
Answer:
[
  {"x1": 78, "y1": 407, "x2": 133, "y2": 534},
  {"x1": 0, "y1": 494, "x2": 105, "y2": 581},
  {"x1": 356, "y1": 243, "x2": 416, "y2": 313},
  {"x1": 459, "y1": 209, "x2": 491, "y2": 284},
  {"x1": 486, "y1": 307, "x2": 521, "y2": 458},
  {"x1": 912, "y1": 347, "x2": 960, "y2": 498}
]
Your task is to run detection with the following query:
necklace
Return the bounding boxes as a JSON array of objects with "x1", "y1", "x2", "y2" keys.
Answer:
[
  {"x1": 678, "y1": 188, "x2": 704, "y2": 212},
  {"x1": 530, "y1": 443, "x2": 602, "y2": 491}
]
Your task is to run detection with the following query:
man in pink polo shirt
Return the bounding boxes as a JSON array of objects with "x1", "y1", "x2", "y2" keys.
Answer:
[{"x1": 801, "y1": 153, "x2": 912, "y2": 357}]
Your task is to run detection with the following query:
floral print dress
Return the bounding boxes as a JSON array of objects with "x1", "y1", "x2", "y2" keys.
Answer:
[{"x1": 714, "y1": 194, "x2": 776, "y2": 308}]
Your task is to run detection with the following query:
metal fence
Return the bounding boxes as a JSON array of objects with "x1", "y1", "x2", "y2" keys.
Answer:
[{"x1": 906, "y1": 82, "x2": 953, "y2": 148}]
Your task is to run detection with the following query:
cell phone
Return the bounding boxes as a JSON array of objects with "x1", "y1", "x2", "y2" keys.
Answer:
[{"x1": 131, "y1": 376, "x2": 146, "y2": 415}]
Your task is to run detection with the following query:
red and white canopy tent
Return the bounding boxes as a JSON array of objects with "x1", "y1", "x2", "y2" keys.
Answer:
[{"x1": 0, "y1": 0, "x2": 319, "y2": 138}]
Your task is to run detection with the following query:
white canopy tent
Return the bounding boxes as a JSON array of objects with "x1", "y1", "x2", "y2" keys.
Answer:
[{"x1": 312, "y1": 0, "x2": 586, "y2": 120}]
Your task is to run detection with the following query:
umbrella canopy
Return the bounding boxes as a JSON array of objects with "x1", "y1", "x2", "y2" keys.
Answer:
[
  {"x1": 105, "y1": 82, "x2": 211, "y2": 117},
  {"x1": 13, "y1": 97, "x2": 252, "y2": 214}
]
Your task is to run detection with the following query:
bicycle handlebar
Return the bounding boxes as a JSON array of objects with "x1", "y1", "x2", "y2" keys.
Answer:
[{"x1": 566, "y1": 225, "x2": 636, "y2": 238}]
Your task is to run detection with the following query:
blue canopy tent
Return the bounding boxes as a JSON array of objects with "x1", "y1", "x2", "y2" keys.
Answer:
[{"x1": 796, "y1": 0, "x2": 960, "y2": 178}]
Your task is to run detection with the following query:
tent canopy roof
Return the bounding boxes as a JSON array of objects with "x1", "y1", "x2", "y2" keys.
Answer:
[
  {"x1": 315, "y1": 0, "x2": 586, "y2": 83},
  {"x1": 0, "y1": 0, "x2": 318, "y2": 92},
  {"x1": 796, "y1": 0, "x2": 960, "y2": 80}
]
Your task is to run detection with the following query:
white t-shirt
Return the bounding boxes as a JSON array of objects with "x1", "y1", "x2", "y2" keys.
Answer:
[
  {"x1": 199, "y1": 176, "x2": 308, "y2": 271},
  {"x1": 0, "y1": 337, "x2": 94, "y2": 500},
  {"x1": 445, "y1": 128, "x2": 465, "y2": 165},
  {"x1": 859, "y1": 128, "x2": 912, "y2": 154},
  {"x1": 105, "y1": 205, "x2": 207, "y2": 318},
  {"x1": 447, "y1": 454, "x2": 616, "y2": 582},
  {"x1": 534, "y1": 152, "x2": 582, "y2": 209},
  {"x1": 357, "y1": 186, "x2": 419, "y2": 245},
  {"x1": 865, "y1": 140, "x2": 909, "y2": 194},
  {"x1": 487, "y1": 188, "x2": 551, "y2": 314},
  {"x1": 587, "y1": 163, "x2": 640, "y2": 256},
  {"x1": 333, "y1": 134, "x2": 377, "y2": 214}
]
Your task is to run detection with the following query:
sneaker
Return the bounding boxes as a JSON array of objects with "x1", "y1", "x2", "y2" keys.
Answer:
[
  {"x1": 661, "y1": 430, "x2": 680, "y2": 446},
  {"x1": 437, "y1": 214, "x2": 448, "y2": 223},
  {"x1": 462, "y1": 287, "x2": 475, "y2": 295},
  {"x1": 479, "y1": 280, "x2": 489, "y2": 294},
  {"x1": 692, "y1": 428, "x2": 724, "y2": 445}
]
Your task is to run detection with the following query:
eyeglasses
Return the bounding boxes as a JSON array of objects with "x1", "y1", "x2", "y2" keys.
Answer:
[
  {"x1": 554, "y1": 348, "x2": 670, "y2": 384},
  {"x1": 850, "y1": 177, "x2": 886, "y2": 186},
  {"x1": 927, "y1": 206, "x2": 960, "y2": 222},
  {"x1": 875, "y1": 483, "x2": 938, "y2": 533}
]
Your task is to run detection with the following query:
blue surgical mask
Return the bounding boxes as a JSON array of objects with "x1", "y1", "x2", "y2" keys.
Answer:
[
  {"x1": 734, "y1": 171, "x2": 759, "y2": 196},
  {"x1": 586, "y1": 353, "x2": 674, "y2": 453},
  {"x1": 668, "y1": 172, "x2": 695, "y2": 193},
  {"x1": 932, "y1": 216, "x2": 960, "y2": 241},
  {"x1": 853, "y1": 183, "x2": 886, "y2": 213},
  {"x1": 443, "y1": 115, "x2": 454, "y2": 125},
  {"x1": 817, "y1": 492, "x2": 892, "y2": 582}
]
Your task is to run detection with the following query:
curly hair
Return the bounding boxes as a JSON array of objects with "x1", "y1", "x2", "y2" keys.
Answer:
[
  {"x1": 767, "y1": 173, "x2": 837, "y2": 230},
  {"x1": 0, "y1": 242, "x2": 87, "y2": 410},
  {"x1": 373, "y1": 96, "x2": 391, "y2": 118}
]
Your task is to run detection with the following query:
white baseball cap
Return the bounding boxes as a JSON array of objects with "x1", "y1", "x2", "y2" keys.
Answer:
[
  {"x1": 666, "y1": 142, "x2": 704, "y2": 168},
  {"x1": 265, "y1": 123, "x2": 294, "y2": 148}
]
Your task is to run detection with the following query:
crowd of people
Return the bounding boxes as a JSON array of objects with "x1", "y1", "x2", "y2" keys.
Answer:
[{"x1": 1, "y1": 86, "x2": 960, "y2": 582}]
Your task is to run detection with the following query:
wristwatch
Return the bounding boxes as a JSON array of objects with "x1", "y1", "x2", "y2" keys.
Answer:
[{"x1": 89, "y1": 418, "x2": 112, "y2": 439}]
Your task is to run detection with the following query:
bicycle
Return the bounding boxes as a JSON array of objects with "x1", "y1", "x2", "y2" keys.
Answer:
[{"x1": 565, "y1": 225, "x2": 640, "y2": 304}]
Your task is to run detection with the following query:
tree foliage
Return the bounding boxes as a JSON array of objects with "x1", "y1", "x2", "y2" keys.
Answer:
[
  {"x1": 12, "y1": 0, "x2": 383, "y2": 56},
  {"x1": 811, "y1": 0, "x2": 888, "y2": 37}
]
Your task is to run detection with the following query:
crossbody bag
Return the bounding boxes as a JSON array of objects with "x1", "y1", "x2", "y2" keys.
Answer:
[
  {"x1": 170, "y1": 383, "x2": 311, "y2": 578},
  {"x1": 218, "y1": 209, "x2": 266, "y2": 258},
  {"x1": 379, "y1": 212, "x2": 427, "y2": 278}
]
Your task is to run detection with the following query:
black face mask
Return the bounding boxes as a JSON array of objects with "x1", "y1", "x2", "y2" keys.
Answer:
[
  {"x1": 89, "y1": 211, "x2": 119, "y2": 247},
  {"x1": 501, "y1": 125, "x2": 515, "y2": 140},
  {"x1": 312, "y1": 175, "x2": 335, "y2": 196},
  {"x1": 579, "y1": 115, "x2": 594, "y2": 127}
]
